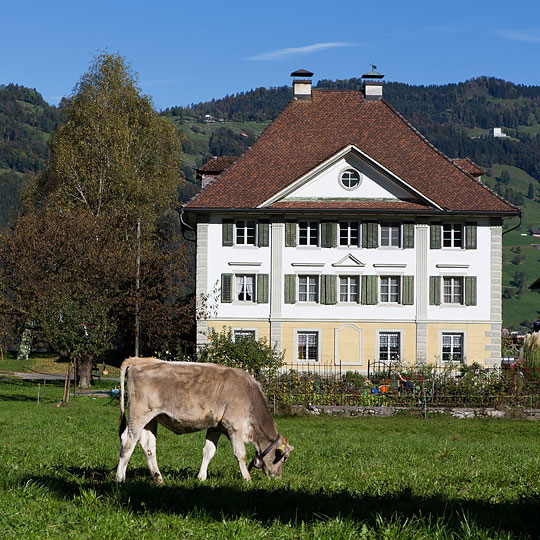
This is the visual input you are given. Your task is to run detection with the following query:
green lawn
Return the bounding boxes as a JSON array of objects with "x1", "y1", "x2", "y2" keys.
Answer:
[{"x1": 1, "y1": 381, "x2": 539, "y2": 539}]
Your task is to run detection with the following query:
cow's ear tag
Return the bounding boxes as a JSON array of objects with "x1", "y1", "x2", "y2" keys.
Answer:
[{"x1": 277, "y1": 444, "x2": 285, "y2": 452}]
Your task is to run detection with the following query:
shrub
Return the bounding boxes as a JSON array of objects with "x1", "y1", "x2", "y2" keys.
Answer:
[{"x1": 197, "y1": 327, "x2": 283, "y2": 377}]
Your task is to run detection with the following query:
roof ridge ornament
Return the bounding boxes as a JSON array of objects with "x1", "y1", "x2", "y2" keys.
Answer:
[{"x1": 361, "y1": 64, "x2": 384, "y2": 100}]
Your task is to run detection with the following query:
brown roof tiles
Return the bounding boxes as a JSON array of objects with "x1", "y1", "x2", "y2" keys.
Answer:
[
  {"x1": 196, "y1": 156, "x2": 237, "y2": 176},
  {"x1": 186, "y1": 90, "x2": 519, "y2": 215}
]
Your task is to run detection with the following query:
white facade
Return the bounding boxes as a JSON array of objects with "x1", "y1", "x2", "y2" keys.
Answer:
[{"x1": 195, "y1": 152, "x2": 503, "y2": 369}]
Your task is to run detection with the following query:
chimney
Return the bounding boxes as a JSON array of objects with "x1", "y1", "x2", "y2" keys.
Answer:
[
  {"x1": 361, "y1": 65, "x2": 384, "y2": 100},
  {"x1": 291, "y1": 69, "x2": 313, "y2": 100}
]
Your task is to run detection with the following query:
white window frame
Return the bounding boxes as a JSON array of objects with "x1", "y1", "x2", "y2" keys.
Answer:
[
  {"x1": 233, "y1": 328, "x2": 258, "y2": 341},
  {"x1": 377, "y1": 330, "x2": 402, "y2": 362},
  {"x1": 379, "y1": 276, "x2": 401, "y2": 304},
  {"x1": 442, "y1": 223, "x2": 463, "y2": 248},
  {"x1": 298, "y1": 275, "x2": 319, "y2": 303},
  {"x1": 298, "y1": 221, "x2": 319, "y2": 246},
  {"x1": 235, "y1": 220, "x2": 256, "y2": 246},
  {"x1": 295, "y1": 329, "x2": 321, "y2": 362},
  {"x1": 442, "y1": 276, "x2": 464, "y2": 305},
  {"x1": 380, "y1": 223, "x2": 401, "y2": 248},
  {"x1": 235, "y1": 274, "x2": 256, "y2": 303},
  {"x1": 339, "y1": 275, "x2": 359, "y2": 303},
  {"x1": 440, "y1": 331, "x2": 466, "y2": 363},
  {"x1": 339, "y1": 222, "x2": 360, "y2": 247},
  {"x1": 339, "y1": 168, "x2": 362, "y2": 190}
]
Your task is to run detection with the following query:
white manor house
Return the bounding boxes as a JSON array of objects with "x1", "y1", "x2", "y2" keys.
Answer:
[{"x1": 184, "y1": 70, "x2": 519, "y2": 370}]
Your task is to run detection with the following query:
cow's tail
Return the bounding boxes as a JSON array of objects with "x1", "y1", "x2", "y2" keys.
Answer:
[{"x1": 118, "y1": 357, "x2": 140, "y2": 438}]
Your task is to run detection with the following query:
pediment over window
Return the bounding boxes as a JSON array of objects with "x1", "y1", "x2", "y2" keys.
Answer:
[{"x1": 332, "y1": 254, "x2": 365, "y2": 267}]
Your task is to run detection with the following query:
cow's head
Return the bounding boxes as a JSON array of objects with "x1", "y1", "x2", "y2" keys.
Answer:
[{"x1": 257, "y1": 436, "x2": 294, "y2": 478}]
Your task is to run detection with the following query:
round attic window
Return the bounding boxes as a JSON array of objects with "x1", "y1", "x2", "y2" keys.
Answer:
[{"x1": 339, "y1": 168, "x2": 361, "y2": 190}]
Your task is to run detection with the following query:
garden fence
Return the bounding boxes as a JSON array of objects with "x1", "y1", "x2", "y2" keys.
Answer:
[{"x1": 256, "y1": 361, "x2": 540, "y2": 410}]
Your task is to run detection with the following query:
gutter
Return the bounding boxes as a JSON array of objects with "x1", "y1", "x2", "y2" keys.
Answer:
[
  {"x1": 502, "y1": 210, "x2": 523, "y2": 236},
  {"x1": 183, "y1": 206, "x2": 521, "y2": 218},
  {"x1": 179, "y1": 207, "x2": 196, "y2": 242}
]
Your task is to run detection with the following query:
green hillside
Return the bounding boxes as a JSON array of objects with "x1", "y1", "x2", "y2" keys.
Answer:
[{"x1": 483, "y1": 165, "x2": 540, "y2": 330}]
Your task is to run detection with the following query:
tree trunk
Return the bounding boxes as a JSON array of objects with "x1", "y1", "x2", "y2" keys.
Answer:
[{"x1": 77, "y1": 354, "x2": 93, "y2": 388}]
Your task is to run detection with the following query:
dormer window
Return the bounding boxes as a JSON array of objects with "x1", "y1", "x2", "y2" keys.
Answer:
[{"x1": 340, "y1": 169, "x2": 361, "y2": 190}]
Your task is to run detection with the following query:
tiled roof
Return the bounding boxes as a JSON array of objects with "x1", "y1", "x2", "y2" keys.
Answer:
[
  {"x1": 186, "y1": 90, "x2": 519, "y2": 215},
  {"x1": 452, "y1": 158, "x2": 485, "y2": 177},
  {"x1": 268, "y1": 200, "x2": 431, "y2": 211},
  {"x1": 196, "y1": 156, "x2": 237, "y2": 175}
]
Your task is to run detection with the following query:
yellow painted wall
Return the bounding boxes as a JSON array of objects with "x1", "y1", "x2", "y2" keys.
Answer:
[
  {"x1": 426, "y1": 322, "x2": 492, "y2": 366},
  {"x1": 207, "y1": 320, "x2": 495, "y2": 369},
  {"x1": 207, "y1": 321, "x2": 271, "y2": 342}
]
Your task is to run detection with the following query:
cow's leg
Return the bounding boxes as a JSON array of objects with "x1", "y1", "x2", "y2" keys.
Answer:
[
  {"x1": 116, "y1": 416, "x2": 150, "y2": 483},
  {"x1": 228, "y1": 431, "x2": 251, "y2": 481},
  {"x1": 197, "y1": 428, "x2": 221, "y2": 481},
  {"x1": 139, "y1": 419, "x2": 163, "y2": 485}
]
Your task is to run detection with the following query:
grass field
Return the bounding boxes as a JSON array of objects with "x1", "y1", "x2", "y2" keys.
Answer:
[{"x1": 1, "y1": 380, "x2": 540, "y2": 539}]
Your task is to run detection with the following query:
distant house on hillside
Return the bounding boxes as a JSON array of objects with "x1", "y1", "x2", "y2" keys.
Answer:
[
  {"x1": 203, "y1": 114, "x2": 216, "y2": 124},
  {"x1": 490, "y1": 127, "x2": 506, "y2": 138},
  {"x1": 184, "y1": 69, "x2": 520, "y2": 370},
  {"x1": 530, "y1": 228, "x2": 540, "y2": 237}
]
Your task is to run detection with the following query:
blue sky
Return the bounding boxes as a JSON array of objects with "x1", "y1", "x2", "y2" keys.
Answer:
[{"x1": 3, "y1": 0, "x2": 540, "y2": 110}]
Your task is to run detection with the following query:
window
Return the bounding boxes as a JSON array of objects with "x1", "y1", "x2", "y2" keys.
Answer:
[
  {"x1": 297, "y1": 331, "x2": 319, "y2": 362},
  {"x1": 443, "y1": 224, "x2": 463, "y2": 248},
  {"x1": 234, "y1": 329, "x2": 256, "y2": 341},
  {"x1": 379, "y1": 332, "x2": 400, "y2": 362},
  {"x1": 236, "y1": 220, "x2": 256, "y2": 245},
  {"x1": 340, "y1": 169, "x2": 361, "y2": 189},
  {"x1": 339, "y1": 222, "x2": 360, "y2": 246},
  {"x1": 380, "y1": 276, "x2": 400, "y2": 303},
  {"x1": 340, "y1": 276, "x2": 359, "y2": 303},
  {"x1": 442, "y1": 333, "x2": 464, "y2": 362},
  {"x1": 298, "y1": 275, "x2": 319, "y2": 302},
  {"x1": 236, "y1": 274, "x2": 255, "y2": 302},
  {"x1": 298, "y1": 221, "x2": 319, "y2": 246},
  {"x1": 380, "y1": 224, "x2": 401, "y2": 247},
  {"x1": 443, "y1": 277, "x2": 463, "y2": 304}
]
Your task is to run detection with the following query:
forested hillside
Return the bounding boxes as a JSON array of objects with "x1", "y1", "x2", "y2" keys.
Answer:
[{"x1": 0, "y1": 84, "x2": 63, "y2": 224}]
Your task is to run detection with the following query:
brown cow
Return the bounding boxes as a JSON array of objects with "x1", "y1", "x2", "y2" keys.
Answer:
[{"x1": 115, "y1": 357, "x2": 293, "y2": 483}]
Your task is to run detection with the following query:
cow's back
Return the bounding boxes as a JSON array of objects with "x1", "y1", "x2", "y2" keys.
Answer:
[{"x1": 125, "y1": 359, "x2": 263, "y2": 434}]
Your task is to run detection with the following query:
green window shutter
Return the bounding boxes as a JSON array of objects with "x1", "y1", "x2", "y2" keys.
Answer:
[
  {"x1": 429, "y1": 276, "x2": 441, "y2": 305},
  {"x1": 362, "y1": 222, "x2": 378, "y2": 248},
  {"x1": 221, "y1": 273, "x2": 233, "y2": 303},
  {"x1": 465, "y1": 222, "x2": 477, "y2": 250},
  {"x1": 402, "y1": 275, "x2": 414, "y2": 305},
  {"x1": 258, "y1": 220, "x2": 270, "y2": 247},
  {"x1": 465, "y1": 276, "x2": 477, "y2": 306},
  {"x1": 222, "y1": 219, "x2": 233, "y2": 246},
  {"x1": 321, "y1": 221, "x2": 337, "y2": 248},
  {"x1": 257, "y1": 274, "x2": 269, "y2": 303},
  {"x1": 361, "y1": 275, "x2": 378, "y2": 305},
  {"x1": 321, "y1": 275, "x2": 337, "y2": 305},
  {"x1": 285, "y1": 221, "x2": 297, "y2": 247},
  {"x1": 403, "y1": 222, "x2": 415, "y2": 249},
  {"x1": 430, "y1": 223, "x2": 441, "y2": 249},
  {"x1": 284, "y1": 274, "x2": 296, "y2": 304}
]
